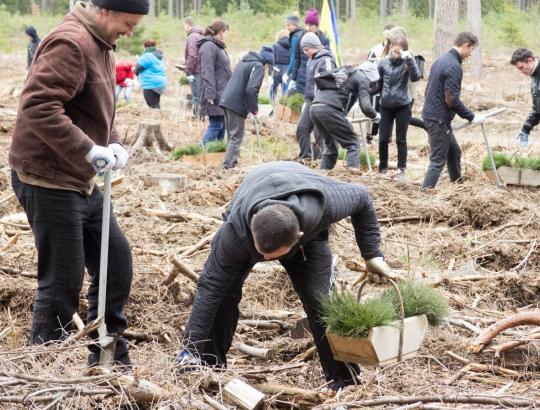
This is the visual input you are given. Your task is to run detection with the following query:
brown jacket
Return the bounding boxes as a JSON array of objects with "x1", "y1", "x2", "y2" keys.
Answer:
[{"x1": 9, "y1": 3, "x2": 120, "y2": 192}]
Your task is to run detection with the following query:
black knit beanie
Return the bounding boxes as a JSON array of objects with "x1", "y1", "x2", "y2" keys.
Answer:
[{"x1": 92, "y1": 0, "x2": 150, "y2": 15}]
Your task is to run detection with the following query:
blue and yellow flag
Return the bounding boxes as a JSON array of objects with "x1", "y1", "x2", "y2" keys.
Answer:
[{"x1": 320, "y1": 0, "x2": 344, "y2": 66}]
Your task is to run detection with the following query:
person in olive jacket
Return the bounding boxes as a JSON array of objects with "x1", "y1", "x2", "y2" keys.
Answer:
[
  {"x1": 219, "y1": 46, "x2": 274, "y2": 169},
  {"x1": 198, "y1": 20, "x2": 232, "y2": 145},
  {"x1": 377, "y1": 36, "x2": 420, "y2": 177}
]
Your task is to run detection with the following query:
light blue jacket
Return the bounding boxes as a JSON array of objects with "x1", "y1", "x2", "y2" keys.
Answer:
[{"x1": 135, "y1": 49, "x2": 167, "y2": 90}]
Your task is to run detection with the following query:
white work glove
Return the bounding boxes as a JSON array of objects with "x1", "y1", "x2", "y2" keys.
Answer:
[
  {"x1": 401, "y1": 50, "x2": 412, "y2": 59},
  {"x1": 288, "y1": 80, "x2": 297, "y2": 92},
  {"x1": 124, "y1": 78, "x2": 134, "y2": 87},
  {"x1": 186, "y1": 75, "x2": 195, "y2": 82},
  {"x1": 108, "y1": 143, "x2": 129, "y2": 170},
  {"x1": 283, "y1": 73, "x2": 289, "y2": 84},
  {"x1": 517, "y1": 130, "x2": 529, "y2": 148},
  {"x1": 472, "y1": 114, "x2": 485, "y2": 124},
  {"x1": 365, "y1": 257, "x2": 397, "y2": 284},
  {"x1": 372, "y1": 112, "x2": 381, "y2": 124},
  {"x1": 85, "y1": 145, "x2": 116, "y2": 174}
]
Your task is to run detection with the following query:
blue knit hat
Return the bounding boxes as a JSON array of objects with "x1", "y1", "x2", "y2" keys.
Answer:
[{"x1": 259, "y1": 46, "x2": 275, "y2": 66}]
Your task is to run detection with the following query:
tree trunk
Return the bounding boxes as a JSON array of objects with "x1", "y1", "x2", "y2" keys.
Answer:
[
  {"x1": 69, "y1": 0, "x2": 74, "y2": 11},
  {"x1": 336, "y1": 0, "x2": 340, "y2": 19},
  {"x1": 380, "y1": 0, "x2": 388, "y2": 23},
  {"x1": 434, "y1": 0, "x2": 459, "y2": 59},
  {"x1": 350, "y1": 0, "x2": 356, "y2": 21},
  {"x1": 148, "y1": 0, "x2": 155, "y2": 26},
  {"x1": 467, "y1": 0, "x2": 483, "y2": 78},
  {"x1": 179, "y1": 0, "x2": 184, "y2": 18},
  {"x1": 402, "y1": 0, "x2": 408, "y2": 14},
  {"x1": 168, "y1": 0, "x2": 173, "y2": 16},
  {"x1": 428, "y1": 0, "x2": 434, "y2": 18}
]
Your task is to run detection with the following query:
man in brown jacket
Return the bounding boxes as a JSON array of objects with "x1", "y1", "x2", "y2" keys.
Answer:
[{"x1": 9, "y1": 0, "x2": 148, "y2": 368}]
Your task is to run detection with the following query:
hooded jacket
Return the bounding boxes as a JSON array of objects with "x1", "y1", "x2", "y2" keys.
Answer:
[
  {"x1": 273, "y1": 36, "x2": 290, "y2": 67},
  {"x1": 219, "y1": 51, "x2": 265, "y2": 118},
  {"x1": 25, "y1": 26, "x2": 41, "y2": 68},
  {"x1": 287, "y1": 27, "x2": 306, "y2": 91},
  {"x1": 313, "y1": 68, "x2": 378, "y2": 119},
  {"x1": 10, "y1": 3, "x2": 121, "y2": 193},
  {"x1": 522, "y1": 61, "x2": 540, "y2": 134},
  {"x1": 304, "y1": 48, "x2": 336, "y2": 101},
  {"x1": 377, "y1": 54, "x2": 421, "y2": 109},
  {"x1": 183, "y1": 161, "x2": 382, "y2": 346},
  {"x1": 185, "y1": 25, "x2": 203, "y2": 75},
  {"x1": 134, "y1": 48, "x2": 167, "y2": 90},
  {"x1": 197, "y1": 35, "x2": 232, "y2": 117}
]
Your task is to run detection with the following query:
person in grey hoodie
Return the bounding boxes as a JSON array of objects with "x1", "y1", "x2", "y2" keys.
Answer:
[
  {"x1": 183, "y1": 17, "x2": 203, "y2": 114},
  {"x1": 177, "y1": 161, "x2": 396, "y2": 391},
  {"x1": 219, "y1": 46, "x2": 274, "y2": 169},
  {"x1": 295, "y1": 32, "x2": 336, "y2": 161},
  {"x1": 25, "y1": 26, "x2": 41, "y2": 68}
]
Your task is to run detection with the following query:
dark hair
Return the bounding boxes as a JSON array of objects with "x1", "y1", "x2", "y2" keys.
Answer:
[
  {"x1": 184, "y1": 16, "x2": 194, "y2": 26},
  {"x1": 143, "y1": 39, "x2": 157, "y2": 48},
  {"x1": 204, "y1": 20, "x2": 229, "y2": 37},
  {"x1": 383, "y1": 24, "x2": 395, "y2": 31},
  {"x1": 453, "y1": 32, "x2": 479, "y2": 47},
  {"x1": 250, "y1": 204, "x2": 301, "y2": 253},
  {"x1": 511, "y1": 48, "x2": 534, "y2": 65}
]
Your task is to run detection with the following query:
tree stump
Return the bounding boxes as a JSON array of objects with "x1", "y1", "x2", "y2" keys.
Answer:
[{"x1": 128, "y1": 110, "x2": 172, "y2": 156}]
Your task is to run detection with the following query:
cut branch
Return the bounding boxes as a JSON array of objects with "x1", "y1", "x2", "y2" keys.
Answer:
[
  {"x1": 491, "y1": 332, "x2": 540, "y2": 357},
  {"x1": 169, "y1": 254, "x2": 200, "y2": 284},
  {"x1": 469, "y1": 310, "x2": 540, "y2": 352},
  {"x1": 237, "y1": 343, "x2": 275, "y2": 360}
]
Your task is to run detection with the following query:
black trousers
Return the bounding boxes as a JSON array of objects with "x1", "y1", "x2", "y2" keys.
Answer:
[
  {"x1": 11, "y1": 171, "x2": 132, "y2": 357},
  {"x1": 296, "y1": 100, "x2": 323, "y2": 160},
  {"x1": 143, "y1": 88, "x2": 161, "y2": 109},
  {"x1": 311, "y1": 104, "x2": 360, "y2": 169},
  {"x1": 422, "y1": 120, "x2": 462, "y2": 188},
  {"x1": 195, "y1": 232, "x2": 359, "y2": 385},
  {"x1": 379, "y1": 104, "x2": 412, "y2": 171}
]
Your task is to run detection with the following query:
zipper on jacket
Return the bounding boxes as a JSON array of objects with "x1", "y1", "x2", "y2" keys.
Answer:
[{"x1": 299, "y1": 245, "x2": 307, "y2": 262}]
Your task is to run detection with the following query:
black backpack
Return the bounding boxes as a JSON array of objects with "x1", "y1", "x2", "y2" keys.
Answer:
[
  {"x1": 414, "y1": 55, "x2": 426, "y2": 79},
  {"x1": 314, "y1": 65, "x2": 356, "y2": 90}
]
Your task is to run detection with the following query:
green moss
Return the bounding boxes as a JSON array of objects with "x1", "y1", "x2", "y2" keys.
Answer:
[
  {"x1": 170, "y1": 144, "x2": 203, "y2": 160},
  {"x1": 321, "y1": 280, "x2": 448, "y2": 337}
]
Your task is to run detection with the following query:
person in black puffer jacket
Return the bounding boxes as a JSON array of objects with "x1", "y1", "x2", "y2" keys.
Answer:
[
  {"x1": 270, "y1": 30, "x2": 290, "y2": 102},
  {"x1": 377, "y1": 36, "x2": 420, "y2": 177},
  {"x1": 284, "y1": 15, "x2": 306, "y2": 95},
  {"x1": 311, "y1": 65, "x2": 380, "y2": 170},
  {"x1": 219, "y1": 47, "x2": 274, "y2": 169},
  {"x1": 295, "y1": 32, "x2": 336, "y2": 161},
  {"x1": 178, "y1": 161, "x2": 395, "y2": 392},
  {"x1": 198, "y1": 20, "x2": 232, "y2": 145},
  {"x1": 25, "y1": 26, "x2": 41, "y2": 69}
]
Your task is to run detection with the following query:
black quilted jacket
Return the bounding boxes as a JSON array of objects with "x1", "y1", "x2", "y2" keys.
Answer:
[
  {"x1": 522, "y1": 62, "x2": 540, "y2": 134},
  {"x1": 183, "y1": 161, "x2": 382, "y2": 344}
]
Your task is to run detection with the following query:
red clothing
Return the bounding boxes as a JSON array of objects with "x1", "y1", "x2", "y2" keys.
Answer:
[{"x1": 116, "y1": 61, "x2": 135, "y2": 87}]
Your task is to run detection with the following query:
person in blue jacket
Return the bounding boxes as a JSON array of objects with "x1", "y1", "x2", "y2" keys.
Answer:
[
  {"x1": 284, "y1": 15, "x2": 306, "y2": 95},
  {"x1": 134, "y1": 39, "x2": 167, "y2": 109}
]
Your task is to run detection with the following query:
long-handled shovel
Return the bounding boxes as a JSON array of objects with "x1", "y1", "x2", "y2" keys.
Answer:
[
  {"x1": 351, "y1": 117, "x2": 373, "y2": 171},
  {"x1": 252, "y1": 115, "x2": 264, "y2": 157},
  {"x1": 96, "y1": 166, "x2": 116, "y2": 367}
]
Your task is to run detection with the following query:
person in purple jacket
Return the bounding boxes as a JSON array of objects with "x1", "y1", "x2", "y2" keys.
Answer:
[{"x1": 183, "y1": 17, "x2": 203, "y2": 115}]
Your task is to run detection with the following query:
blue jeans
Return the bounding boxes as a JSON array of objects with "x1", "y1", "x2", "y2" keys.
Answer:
[
  {"x1": 201, "y1": 115, "x2": 225, "y2": 145},
  {"x1": 115, "y1": 85, "x2": 133, "y2": 103}
]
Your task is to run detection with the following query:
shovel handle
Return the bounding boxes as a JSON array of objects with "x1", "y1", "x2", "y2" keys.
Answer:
[
  {"x1": 357, "y1": 279, "x2": 405, "y2": 362},
  {"x1": 454, "y1": 107, "x2": 506, "y2": 131}
]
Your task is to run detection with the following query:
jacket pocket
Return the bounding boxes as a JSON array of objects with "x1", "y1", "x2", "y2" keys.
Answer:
[{"x1": 21, "y1": 160, "x2": 56, "y2": 180}]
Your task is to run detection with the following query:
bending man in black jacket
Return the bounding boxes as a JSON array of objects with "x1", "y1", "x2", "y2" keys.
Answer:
[
  {"x1": 178, "y1": 161, "x2": 395, "y2": 391},
  {"x1": 421, "y1": 32, "x2": 485, "y2": 189},
  {"x1": 310, "y1": 65, "x2": 380, "y2": 170},
  {"x1": 219, "y1": 46, "x2": 274, "y2": 169}
]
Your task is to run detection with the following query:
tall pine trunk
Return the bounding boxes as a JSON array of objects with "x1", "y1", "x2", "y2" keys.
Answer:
[
  {"x1": 434, "y1": 0, "x2": 459, "y2": 59},
  {"x1": 467, "y1": 0, "x2": 483, "y2": 78}
]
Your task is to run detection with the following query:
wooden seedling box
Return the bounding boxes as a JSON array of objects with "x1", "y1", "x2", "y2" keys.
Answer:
[
  {"x1": 281, "y1": 106, "x2": 292, "y2": 123},
  {"x1": 326, "y1": 314, "x2": 428, "y2": 367},
  {"x1": 275, "y1": 103, "x2": 285, "y2": 120},
  {"x1": 181, "y1": 152, "x2": 226, "y2": 167},
  {"x1": 289, "y1": 109, "x2": 301, "y2": 124},
  {"x1": 485, "y1": 166, "x2": 540, "y2": 187}
]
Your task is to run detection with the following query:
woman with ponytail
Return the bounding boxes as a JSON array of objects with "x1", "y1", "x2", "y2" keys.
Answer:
[{"x1": 197, "y1": 20, "x2": 231, "y2": 145}]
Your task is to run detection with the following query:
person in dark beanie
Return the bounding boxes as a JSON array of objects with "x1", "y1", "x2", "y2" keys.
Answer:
[
  {"x1": 24, "y1": 26, "x2": 41, "y2": 69},
  {"x1": 183, "y1": 16, "x2": 204, "y2": 115},
  {"x1": 296, "y1": 32, "x2": 336, "y2": 161},
  {"x1": 284, "y1": 14, "x2": 306, "y2": 94},
  {"x1": 421, "y1": 32, "x2": 484, "y2": 189},
  {"x1": 304, "y1": 8, "x2": 330, "y2": 50},
  {"x1": 9, "y1": 0, "x2": 148, "y2": 369},
  {"x1": 310, "y1": 64, "x2": 380, "y2": 170},
  {"x1": 134, "y1": 39, "x2": 167, "y2": 109},
  {"x1": 270, "y1": 29, "x2": 290, "y2": 102},
  {"x1": 177, "y1": 161, "x2": 397, "y2": 391},
  {"x1": 219, "y1": 46, "x2": 274, "y2": 169},
  {"x1": 510, "y1": 48, "x2": 540, "y2": 148},
  {"x1": 198, "y1": 20, "x2": 232, "y2": 145}
]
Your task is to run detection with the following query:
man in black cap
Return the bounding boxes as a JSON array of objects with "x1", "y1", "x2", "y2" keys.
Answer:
[
  {"x1": 9, "y1": 0, "x2": 148, "y2": 369},
  {"x1": 219, "y1": 46, "x2": 274, "y2": 169},
  {"x1": 24, "y1": 26, "x2": 41, "y2": 68}
]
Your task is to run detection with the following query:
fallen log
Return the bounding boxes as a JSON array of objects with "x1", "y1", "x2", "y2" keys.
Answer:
[
  {"x1": 252, "y1": 383, "x2": 323, "y2": 406},
  {"x1": 237, "y1": 343, "x2": 275, "y2": 361},
  {"x1": 469, "y1": 310, "x2": 540, "y2": 353},
  {"x1": 0, "y1": 266, "x2": 37, "y2": 279},
  {"x1": 239, "y1": 320, "x2": 289, "y2": 331},
  {"x1": 223, "y1": 378, "x2": 265, "y2": 410},
  {"x1": 445, "y1": 351, "x2": 519, "y2": 377},
  {"x1": 491, "y1": 332, "x2": 540, "y2": 357},
  {"x1": 143, "y1": 208, "x2": 222, "y2": 225}
]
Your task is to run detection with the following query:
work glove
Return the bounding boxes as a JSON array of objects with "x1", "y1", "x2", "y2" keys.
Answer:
[
  {"x1": 283, "y1": 73, "x2": 289, "y2": 84},
  {"x1": 472, "y1": 114, "x2": 485, "y2": 124},
  {"x1": 207, "y1": 99, "x2": 215, "y2": 105},
  {"x1": 517, "y1": 130, "x2": 529, "y2": 148},
  {"x1": 401, "y1": 50, "x2": 412, "y2": 59},
  {"x1": 186, "y1": 75, "x2": 195, "y2": 82},
  {"x1": 373, "y1": 112, "x2": 381, "y2": 124},
  {"x1": 108, "y1": 143, "x2": 129, "y2": 170},
  {"x1": 85, "y1": 145, "x2": 116, "y2": 175},
  {"x1": 365, "y1": 257, "x2": 397, "y2": 284},
  {"x1": 176, "y1": 350, "x2": 202, "y2": 368},
  {"x1": 288, "y1": 80, "x2": 296, "y2": 92}
]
